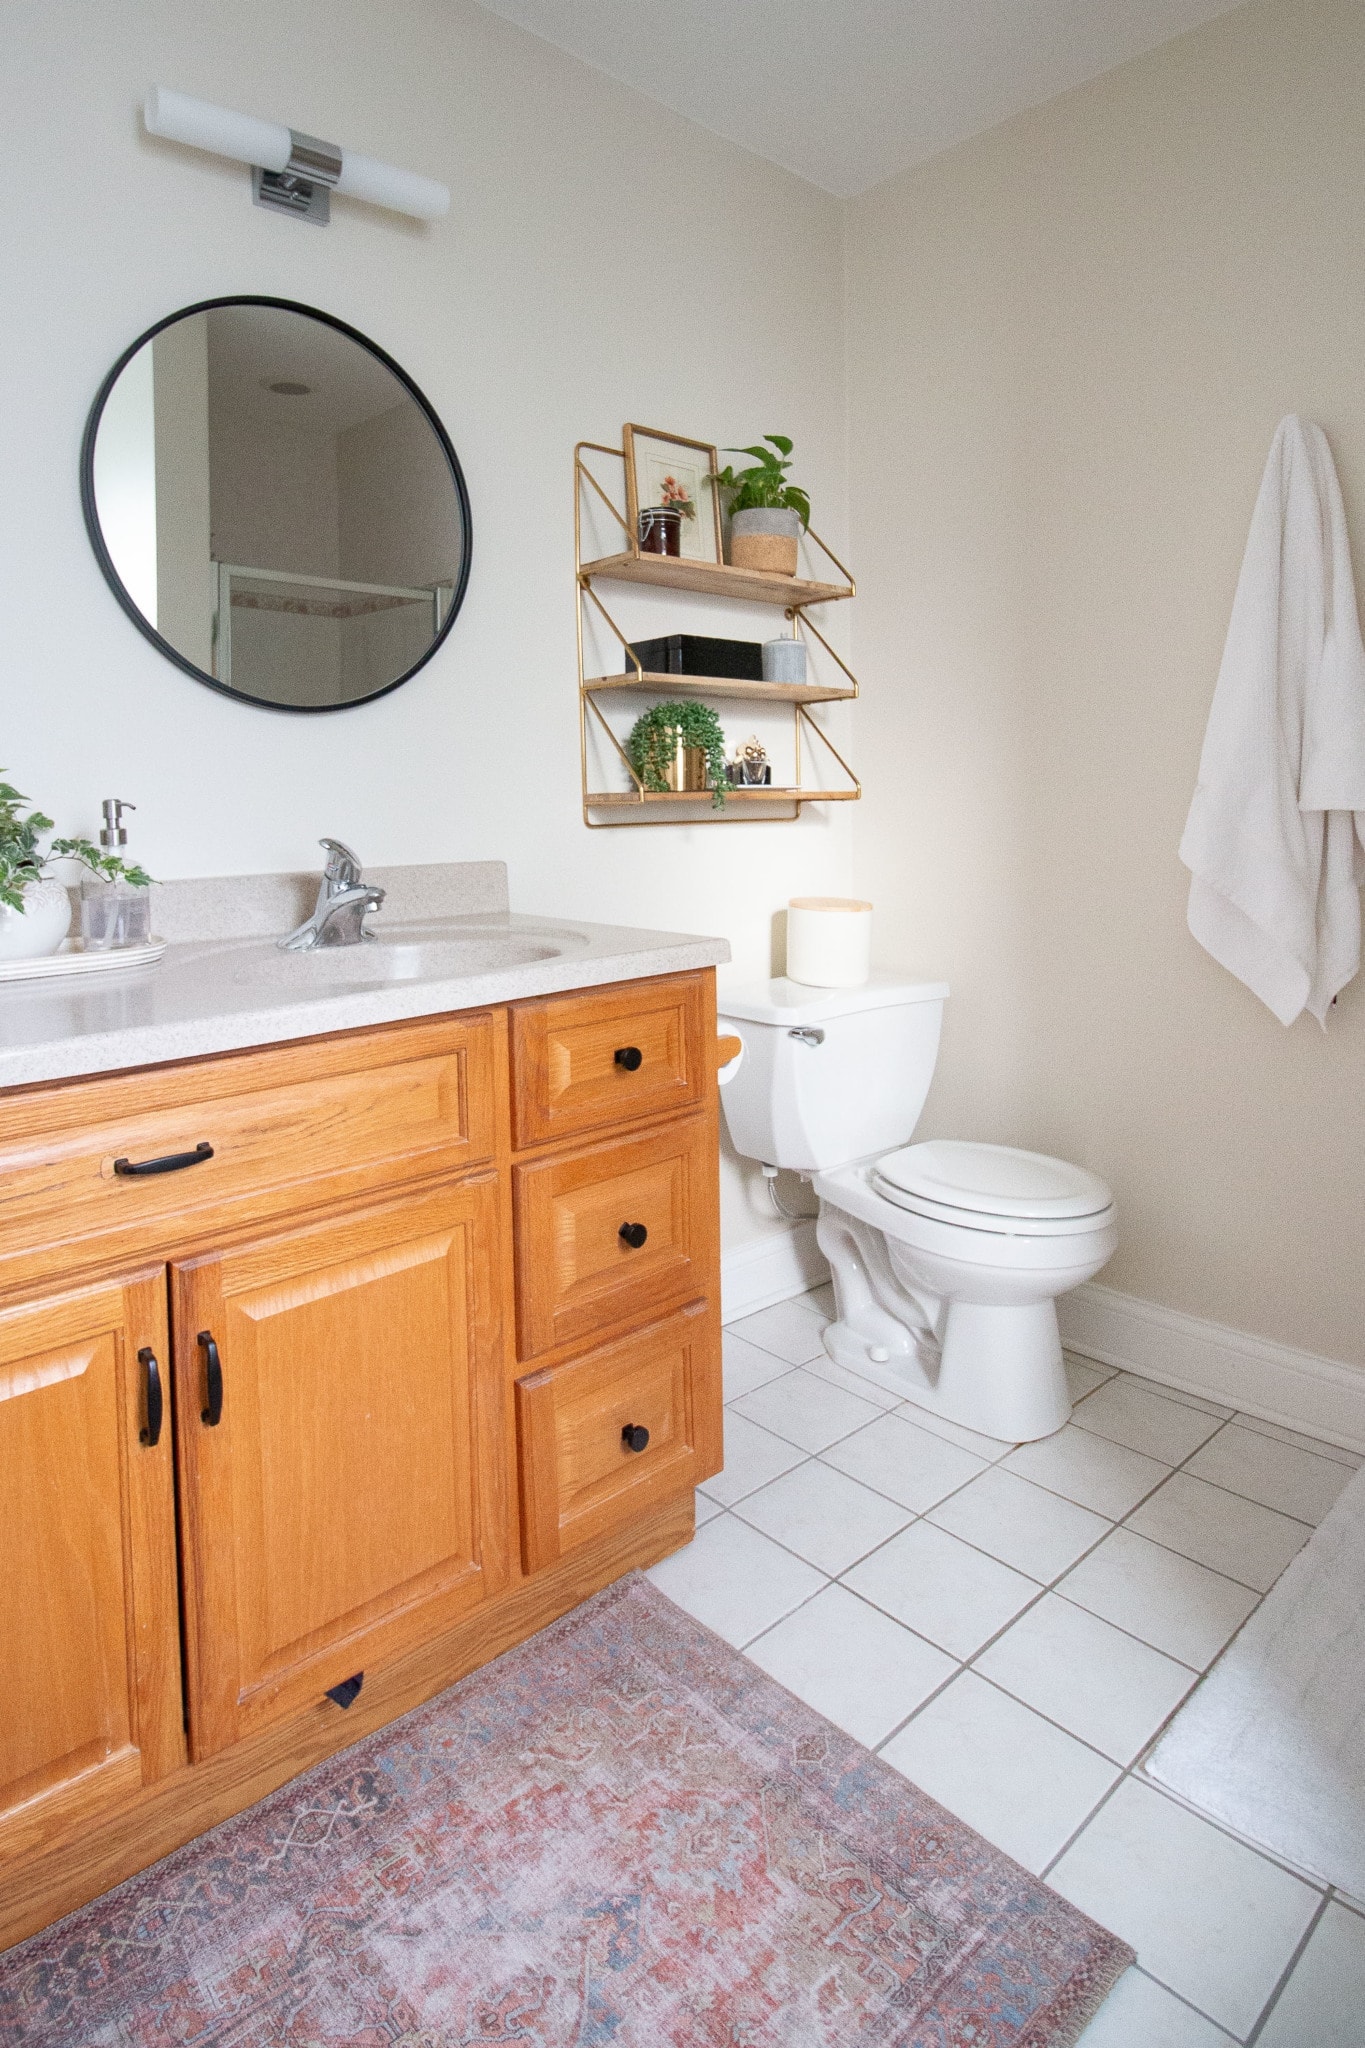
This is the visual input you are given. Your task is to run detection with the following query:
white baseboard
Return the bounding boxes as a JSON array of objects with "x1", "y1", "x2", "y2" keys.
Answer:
[
  {"x1": 1058, "y1": 1282, "x2": 1365, "y2": 1456},
  {"x1": 722, "y1": 1221, "x2": 827, "y2": 1324}
]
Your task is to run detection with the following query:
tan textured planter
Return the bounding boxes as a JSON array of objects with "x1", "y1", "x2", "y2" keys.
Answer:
[{"x1": 729, "y1": 506, "x2": 800, "y2": 577}]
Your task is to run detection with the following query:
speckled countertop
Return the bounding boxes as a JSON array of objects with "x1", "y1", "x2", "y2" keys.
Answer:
[{"x1": 0, "y1": 862, "x2": 730, "y2": 1090}]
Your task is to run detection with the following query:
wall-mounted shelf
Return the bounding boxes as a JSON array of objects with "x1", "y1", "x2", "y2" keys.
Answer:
[
  {"x1": 584, "y1": 786, "x2": 859, "y2": 814},
  {"x1": 578, "y1": 552, "x2": 853, "y2": 610},
  {"x1": 575, "y1": 440, "x2": 862, "y2": 826},
  {"x1": 582, "y1": 671, "x2": 856, "y2": 707}
]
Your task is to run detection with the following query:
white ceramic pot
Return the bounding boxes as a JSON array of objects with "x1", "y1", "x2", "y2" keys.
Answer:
[{"x1": 0, "y1": 877, "x2": 72, "y2": 960}]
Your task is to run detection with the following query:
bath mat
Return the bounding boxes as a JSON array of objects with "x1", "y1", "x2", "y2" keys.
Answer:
[
  {"x1": 0, "y1": 1573, "x2": 1131, "y2": 2046},
  {"x1": 1148, "y1": 1459, "x2": 1365, "y2": 1897}
]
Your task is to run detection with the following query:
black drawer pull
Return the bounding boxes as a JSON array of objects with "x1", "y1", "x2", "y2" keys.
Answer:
[
  {"x1": 614, "y1": 1046, "x2": 643, "y2": 1071},
  {"x1": 199, "y1": 1329, "x2": 223, "y2": 1427},
  {"x1": 114, "y1": 1141, "x2": 214, "y2": 1178},
  {"x1": 138, "y1": 1347, "x2": 163, "y2": 1447},
  {"x1": 619, "y1": 1221, "x2": 648, "y2": 1249},
  {"x1": 622, "y1": 1423, "x2": 650, "y2": 1454},
  {"x1": 325, "y1": 1672, "x2": 364, "y2": 1710}
]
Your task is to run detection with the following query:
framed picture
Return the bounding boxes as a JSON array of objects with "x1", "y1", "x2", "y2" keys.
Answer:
[{"x1": 623, "y1": 425, "x2": 723, "y2": 565}]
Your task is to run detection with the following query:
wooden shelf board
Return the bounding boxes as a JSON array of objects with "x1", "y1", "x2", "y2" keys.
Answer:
[
  {"x1": 580, "y1": 553, "x2": 852, "y2": 608},
  {"x1": 583, "y1": 672, "x2": 855, "y2": 706},
  {"x1": 585, "y1": 787, "x2": 858, "y2": 808}
]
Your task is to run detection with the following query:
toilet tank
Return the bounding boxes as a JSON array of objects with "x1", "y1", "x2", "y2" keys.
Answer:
[{"x1": 718, "y1": 975, "x2": 949, "y2": 1173}]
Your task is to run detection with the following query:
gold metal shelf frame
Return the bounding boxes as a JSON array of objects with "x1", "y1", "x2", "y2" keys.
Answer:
[{"x1": 575, "y1": 441, "x2": 862, "y2": 826}]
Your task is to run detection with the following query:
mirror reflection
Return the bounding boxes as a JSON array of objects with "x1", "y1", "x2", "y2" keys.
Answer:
[{"x1": 84, "y1": 299, "x2": 470, "y2": 710}]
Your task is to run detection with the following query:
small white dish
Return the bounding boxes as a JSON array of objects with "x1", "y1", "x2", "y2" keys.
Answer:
[{"x1": 0, "y1": 936, "x2": 167, "y2": 984}]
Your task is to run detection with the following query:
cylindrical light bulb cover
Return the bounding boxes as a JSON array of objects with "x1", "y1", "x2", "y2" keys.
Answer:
[
  {"x1": 144, "y1": 86, "x2": 292, "y2": 174},
  {"x1": 335, "y1": 150, "x2": 450, "y2": 220}
]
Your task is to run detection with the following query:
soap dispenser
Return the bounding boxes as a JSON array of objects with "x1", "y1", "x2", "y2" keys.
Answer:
[{"x1": 79, "y1": 798, "x2": 151, "y2": 950}]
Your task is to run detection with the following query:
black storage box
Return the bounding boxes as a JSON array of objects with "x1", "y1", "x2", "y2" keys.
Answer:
[{"x1": 625, "y1": 633, "x2": 764, "y2": 681}]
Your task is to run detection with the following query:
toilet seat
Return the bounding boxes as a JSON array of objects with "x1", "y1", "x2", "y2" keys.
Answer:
[{"x1": 873, "y1": 1139, "x2": 1114, "y2": 1238}]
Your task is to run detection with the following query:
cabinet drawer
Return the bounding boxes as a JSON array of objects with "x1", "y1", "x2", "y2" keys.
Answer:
[
  {"x1": 516, "y1": 1299, "x2": 721, "y2": 1573},
  {"x1": 510, "y1": 971, "x2": 710, "y2": 1149},
  {"x1": 513, "y1": 1112, "x2": 717, "y2": 1359},
  {"x1": 0, "y1": 1014, "x2": 496, "y2": 1292}
]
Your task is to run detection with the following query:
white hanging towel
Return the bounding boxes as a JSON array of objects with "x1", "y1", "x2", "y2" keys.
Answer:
[{"x1": 1180, "y1": 415, "x2": 1365, "y2": 1025}]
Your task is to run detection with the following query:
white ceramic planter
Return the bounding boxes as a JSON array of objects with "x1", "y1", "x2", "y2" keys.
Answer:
[{"x1": 0, "y1": 877, "x2": 72, "y2": 960}]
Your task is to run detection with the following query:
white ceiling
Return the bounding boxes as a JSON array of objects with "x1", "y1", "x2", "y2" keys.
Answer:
[{"x1": 474, "y1": 0, "x2": 1246, "y2": 196}]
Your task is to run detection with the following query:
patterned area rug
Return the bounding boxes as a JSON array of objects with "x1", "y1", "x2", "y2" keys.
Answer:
[{"x1": 1, "y1": 1575, "x2": 1131, "y2": 2046}]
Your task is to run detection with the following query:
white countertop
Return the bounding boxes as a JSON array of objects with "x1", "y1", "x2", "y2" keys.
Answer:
[{"x1": 0, "y1": 863, "x2": 730, "y2": 1090}]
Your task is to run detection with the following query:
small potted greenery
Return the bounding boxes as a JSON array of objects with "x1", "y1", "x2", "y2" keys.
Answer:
[
  {"x1": 709, "y1": 434, "x2": 810, "y2": 577},
  {"x1": 0, "y1": 776, "x2": 153, "y2": 961},
  {"x1": 625, "y1": 702, "x2": 728, "y2": 809}
]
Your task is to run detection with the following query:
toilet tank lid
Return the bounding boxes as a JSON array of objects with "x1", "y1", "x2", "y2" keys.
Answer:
[{"x1": 717, "y1": 973, "x2": 949, "y2": 1025}]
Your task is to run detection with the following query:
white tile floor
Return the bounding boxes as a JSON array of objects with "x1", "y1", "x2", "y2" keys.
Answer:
[{"x1": 647, "y1": 1287, "x2": 1363, "y2": 2045}]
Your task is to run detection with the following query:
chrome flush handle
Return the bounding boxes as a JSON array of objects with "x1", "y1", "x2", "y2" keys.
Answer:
[{"x1": 788, "y1": 1027, "x2": 825, "y2": 1047}]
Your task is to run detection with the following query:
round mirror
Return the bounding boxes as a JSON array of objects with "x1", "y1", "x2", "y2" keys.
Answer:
[{"x1": 81, "y1": 297, "x2": 471, "y2": 712}]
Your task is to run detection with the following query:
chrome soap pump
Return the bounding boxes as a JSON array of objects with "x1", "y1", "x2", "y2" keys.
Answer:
[{"x1": 79, "y1": 797, "x2": 151, "y2": 950}]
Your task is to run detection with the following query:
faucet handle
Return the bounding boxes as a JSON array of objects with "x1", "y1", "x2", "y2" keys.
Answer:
[{"x1": 319, "y1": 838, "x2": 362, "y2": 891}]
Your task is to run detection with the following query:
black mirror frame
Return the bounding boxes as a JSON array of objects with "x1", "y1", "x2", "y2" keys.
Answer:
[{"x1": 79, "y1": 295, "x2": 473, "y2": 715}]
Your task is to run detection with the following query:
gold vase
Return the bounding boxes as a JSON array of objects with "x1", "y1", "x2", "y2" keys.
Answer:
[{"x1": 664, "y1": 743, "x2": 710, "y2": 793}]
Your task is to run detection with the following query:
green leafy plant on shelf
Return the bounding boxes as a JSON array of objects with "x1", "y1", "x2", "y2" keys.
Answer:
[
  {"x1": 0, "y1": 775, "x2": 153, "y2": 914},
  {"x1": 625, "y1": 702, "x2": 728, "y2": 810},
  {"x1": 708, "y1": 434, "x2": 810, "y2": 527}
]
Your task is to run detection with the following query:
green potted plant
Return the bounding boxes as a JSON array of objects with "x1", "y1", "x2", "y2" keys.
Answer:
[
  {"x1": 0, "y1": 776, "x2": 153, "y2": 961},
  {"x1": 709, "y1": 434, "x2": 810, "y2": 576},
  {"x1": 625, "y1": 702, "x2": 728, "y2": 809}
]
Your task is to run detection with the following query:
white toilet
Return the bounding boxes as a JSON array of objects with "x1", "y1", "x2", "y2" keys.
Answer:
[{"x1": 718, "y1": 976, "x2": 1117, "y2": 1443}]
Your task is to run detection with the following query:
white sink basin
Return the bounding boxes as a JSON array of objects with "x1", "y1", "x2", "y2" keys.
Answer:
[{"x1": 215, "y1": 919, "x2": 590, "y2": 989}]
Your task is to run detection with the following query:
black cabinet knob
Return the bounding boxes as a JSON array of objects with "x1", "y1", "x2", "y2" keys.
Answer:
[
  {"x1": 622, "y1": 1423, "x2": 650, "y2": 1453},
  {"x1": 614, "y1": 1046, "x2": 643, "y2": 1071},
  {"x1": 619, "y1": 1221, "x2": 648, "y2": 1249}
]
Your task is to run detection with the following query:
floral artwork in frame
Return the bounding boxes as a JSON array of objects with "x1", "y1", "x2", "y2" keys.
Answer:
[{"x1": 623, "y1": 425, "x2": 723, "y2": 565}]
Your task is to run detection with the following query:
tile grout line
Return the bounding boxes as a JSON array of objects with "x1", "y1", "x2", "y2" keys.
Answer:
[
  {"x1": 1241, "y1": 1890, "x2": 1332, "y2": 2045},
  {"x1": 1128, "y1": 1964, "x2": 1242, "y2": 2042}
]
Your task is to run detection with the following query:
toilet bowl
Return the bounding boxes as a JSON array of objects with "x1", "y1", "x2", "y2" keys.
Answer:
[{"x1": 717, "y1": 977, "x2": 1117, "y2": 1443}]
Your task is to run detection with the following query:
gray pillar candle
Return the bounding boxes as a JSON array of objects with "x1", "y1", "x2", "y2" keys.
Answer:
[{"x1": 762, "y1": 637, "x2": 807, "y2": 685}]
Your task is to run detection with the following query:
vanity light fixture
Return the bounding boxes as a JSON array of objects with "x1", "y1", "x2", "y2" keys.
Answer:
[{"x1": 143, "y1": 86, "x2": 450, "y2": 225}]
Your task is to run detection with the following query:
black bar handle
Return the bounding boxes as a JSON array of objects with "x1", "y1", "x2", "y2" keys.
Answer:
[
  {"x1": 622, "y1": 1423, "x2": 650, "y2": 1454},
  {"x1": 198, "y1": 1329, "x2": 223, "y2": 1426},
  {"x1": 114, "y1": 1141, "x2": 214, "y2": 1178},
  {"x1": 619, "y1": 1221, "x2": 648, "y2": 1249},
  {"x1": 614, "y1": 1046, "x2": 643, "y2": 1071},
  {"x1": 137, "y1": 1347, "x2": 163, "y2": 1447}
]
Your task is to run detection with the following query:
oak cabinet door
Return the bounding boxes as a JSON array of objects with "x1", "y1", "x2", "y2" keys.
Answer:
[
  {"x1": 513, "y1": 1113, "x2": 718, "y2": 1360},
  {"x1": 172, "y1": 1179, "x2": 508, "y2": 1758},
  {"x1": 509, "y1": 972, "x2": 709, "y2": 1149},
  {"x1": 516, "y1": 1298, "x2": 721, "y2": 1574},
  {"x1": 0, "y1": 1270, "x2": 184, "y2": 1861}
]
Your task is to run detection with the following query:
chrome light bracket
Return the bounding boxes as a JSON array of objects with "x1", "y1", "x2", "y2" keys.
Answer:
[{"x1": 252, "y1": 129, "x2": 342, "y2": 225}]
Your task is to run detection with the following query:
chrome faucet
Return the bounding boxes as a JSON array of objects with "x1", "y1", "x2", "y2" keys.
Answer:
[{"x1": 279, "y1": 838, "x2": 386, "y2": 950}]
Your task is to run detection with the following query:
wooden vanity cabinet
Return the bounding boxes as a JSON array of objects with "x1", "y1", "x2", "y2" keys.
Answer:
[{"x1": 0, "y1": 967, "x2": 721, "y2": 1953}]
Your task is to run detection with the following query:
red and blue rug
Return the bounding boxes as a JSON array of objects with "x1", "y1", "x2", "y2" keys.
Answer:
[{"x1": 0, "y1": 1574, "x2": 1130, "y2": 2044}]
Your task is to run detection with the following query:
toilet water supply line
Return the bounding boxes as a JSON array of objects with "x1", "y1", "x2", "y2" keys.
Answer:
[{"x1": 762, "y1": 1162, "x2": 816, "y2": 1222}]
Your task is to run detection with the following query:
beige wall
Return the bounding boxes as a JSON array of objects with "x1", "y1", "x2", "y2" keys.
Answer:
[
  {"x1": 2, "y1": 0, "x2": 854, "y2": 1261},
  {"x1": 847, "y1": 0, "x2": 1365, "y2": 1370}
]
